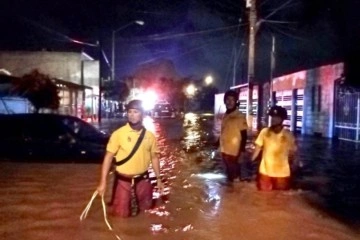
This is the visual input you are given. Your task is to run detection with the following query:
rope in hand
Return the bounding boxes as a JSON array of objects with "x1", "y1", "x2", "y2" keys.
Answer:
[{"x1": 80, "y1": 191, "x2": 122, "y2": 240}]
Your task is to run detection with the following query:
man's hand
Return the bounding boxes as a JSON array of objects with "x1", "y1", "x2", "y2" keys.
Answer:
[
  {"x1": 156, "y1": 178, "x2": 165, "y2": 194},
  {"x1": 96, "y1": 182, "x2": 106, "y2": 196}
]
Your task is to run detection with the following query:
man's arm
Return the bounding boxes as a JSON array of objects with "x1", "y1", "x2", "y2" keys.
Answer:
[
  {"x1": 96, "y1": 151, "x2": 115, "y2": 196},
  {"x1": 240, "y1": 130, "x2": 247, "y2": 152},
  {"x1": 151, "y1": 152, "x2": 164, "y2": 192},
  {"x1": 239, "y1": 115, "x2": 248, "y2": 154},
  {"x1": 251, "y1": 144, "x2": 262, "y2": 161},
  {"x1": 251, "y1": 128, "x2": 265, "y2": 161},
  {"x1": 288, "y1": 134, "x2": 297, "y2": 164}
]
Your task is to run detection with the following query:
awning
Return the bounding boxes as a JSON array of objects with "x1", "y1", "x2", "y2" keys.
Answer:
[{"x1": 0, "y1": 74, "x2": 92, "y2": 96}]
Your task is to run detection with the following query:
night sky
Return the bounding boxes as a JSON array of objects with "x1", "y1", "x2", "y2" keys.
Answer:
[{"x1": 1, "y1": 0, "x2": 359, "y2": 90}]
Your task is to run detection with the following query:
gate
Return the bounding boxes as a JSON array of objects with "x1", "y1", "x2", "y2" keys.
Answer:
[{"x1": 334, "y1": 83, "x2": 360, "y2": 142}]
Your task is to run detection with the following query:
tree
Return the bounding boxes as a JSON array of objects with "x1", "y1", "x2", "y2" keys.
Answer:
[
  {"x1": 103, "y1": 80, "x2": 130, "y2": 101},
  {"x1": 11, "y1": 69, "x2": 60, "y2": 113},
  {"x1": 195, "y1": 85, "x2": 219, "y2": 111}
]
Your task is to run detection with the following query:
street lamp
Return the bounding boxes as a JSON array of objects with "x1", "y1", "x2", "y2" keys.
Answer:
[
  {"x1": 204, "y1": 75, "x2": 213, "y2": 85},
  {"x1": 186, "y1": 84, "x2": 196, "y2": 97},
  {"x1": 111, "y1": 20, "x2": 144, "y2": 81}
]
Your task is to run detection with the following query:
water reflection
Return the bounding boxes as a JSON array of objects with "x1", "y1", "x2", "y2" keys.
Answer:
[
  {"x1": 195, "y1": 173, "x2": 226, "y2": 180},
  {"x1": 146, "y1": 206, "x2": 170, "y2": 217},
  {"x1": 142, "y1": 116, "x2": 156, "y2": 134},
  {"x1": 150, "y1": 223, "x2": 169, "y2": 234},
  {"x1": 144, "y1": 113, "x2": 359, "y2": 236},
  {"x1": 182, "y1": 113, "x2": 202, "y2": 152}
]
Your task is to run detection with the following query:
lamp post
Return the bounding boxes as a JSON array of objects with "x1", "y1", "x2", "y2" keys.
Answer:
[
  {"x1": 204, "y1": 75, "x2": 213, "y2": 85},
  {"x1": 111, "y1": 20, "x2": 144, "y2": 81},
  {"x1": 97, "y1": 40, "x2": 102, "y2": 124},
  {"x1": 246, "y1": 0, "x2": 257, "y2": 130},
  {"x1": 186, "y1": 84, "x2": 196, "y2": 97},
  {"x1": 68, "y1": 38, "x2": 105, "y2": 124}
]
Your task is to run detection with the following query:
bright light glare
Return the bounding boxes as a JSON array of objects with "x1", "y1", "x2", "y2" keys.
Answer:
[
  {"x1": 142, "y1": 116, "x2": 155, "y2": 134},
  {"x1": 135, "y1": 20, "x2": 145, "y2": 25},
  {"x1": 195, "y1": 173, "x2": 226, "y2": 180},
  {"x1": 186, "y1": 84, "x2": 196, "y2": 96},
  {"x1": 205, "y1": 75, "x2": 213, "y2": 85},
  {"x1": 140, "y1": 90, "x2": 158, "y2": 110}
]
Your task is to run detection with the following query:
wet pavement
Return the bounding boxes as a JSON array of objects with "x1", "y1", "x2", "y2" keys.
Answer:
[{"x1": 0, "y1": 114, "x2": 359, "y2": 239}]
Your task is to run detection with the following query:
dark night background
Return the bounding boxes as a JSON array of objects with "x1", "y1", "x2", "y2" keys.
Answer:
[{"x1": 1, "y1": 0, "x2": 360, "y2": 90}]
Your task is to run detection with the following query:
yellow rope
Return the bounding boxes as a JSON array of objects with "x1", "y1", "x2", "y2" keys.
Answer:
[{"x1": 80, "y1": 191, "x2": 122, "y2": 240}]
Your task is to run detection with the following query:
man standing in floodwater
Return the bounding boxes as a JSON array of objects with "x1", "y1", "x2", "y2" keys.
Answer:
[
  {"x1": 96, "y1": 100, "x2": 164, "y2": 217},
  {"x1": 219, "y1": 90, "x2": 248, "y2": 187},
  {"x1": 251, "y1": 105, "x2": 297, "y2": 191}
]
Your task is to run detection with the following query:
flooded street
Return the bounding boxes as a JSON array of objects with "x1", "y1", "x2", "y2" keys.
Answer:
[{"x1": 0, "y1": 114, "x2": 359, "y2": 240}]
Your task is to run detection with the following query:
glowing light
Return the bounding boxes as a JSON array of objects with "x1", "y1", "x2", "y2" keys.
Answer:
[
  {"x1": 186, "y1": 84, "x2": 196, "y2": 96},
  {"x1": 195, "y1": 173, "x2": 226, "y2": 180},
  {"x1": 205, "y1": 75, "x2": 213, "y2": 85},
  {"x1": 135, "y1": 20, "x2": 145, "y2": 25},
  {"x1": 210, "y1": 150, "x2": 217, "y2": 159},
  {"x1": 139, "y1": 90, "x2": 158, "y2": 110},
  {"x1": 142, "y1": 116, "x2": 155, "y2": 133},
  {"x1": 184, "y1": 112, "x2": 197, "y2": 124},
  {"x1": 0, "y1": 69, "x2": 11, "y2": 75}
]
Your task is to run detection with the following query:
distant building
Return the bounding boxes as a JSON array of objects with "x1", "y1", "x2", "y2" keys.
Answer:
[
  {"x1": 216, "y1": 62, "x2": 360, "y2": 142},
  {"x1": 265, "y1": 62, "x2": 344, "y2": 138},
  {"x1": 0, "y1": 51, "x2": 99, "y2": 118}
]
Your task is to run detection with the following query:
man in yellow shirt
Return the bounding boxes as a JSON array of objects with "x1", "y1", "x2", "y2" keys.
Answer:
[
  {"x1": 97, "y1": 100, "x2": 164, "y2": 217},
  {"x1": 251, "y1": 105, "x2": 297, "y2": 191},
  {"x1": 220, "y1": 90, "x2": 248, "y2": 186}
]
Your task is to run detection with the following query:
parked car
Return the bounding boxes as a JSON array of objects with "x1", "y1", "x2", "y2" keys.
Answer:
[
  {"x1": 0, "y1": 114, "x2": 109, "y2": 162},
  {"x1": 152, "y1": 102, "x2": 176, "y2": 118}
]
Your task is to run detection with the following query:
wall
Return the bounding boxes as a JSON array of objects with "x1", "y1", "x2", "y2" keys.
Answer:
[
  {"x1": 0, "y1": 51, "x2": 98, "y2": 88},
  {"x1": 271, "y1": 62, "x2": 344, "y2": 138},
  {"x1": 0, "y1": 51, "x2": 100, "y2": 118}
]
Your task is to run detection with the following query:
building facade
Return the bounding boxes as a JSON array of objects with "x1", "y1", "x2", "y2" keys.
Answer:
[
  {"x1": 0, "y1": 51, "x2": 99, "y2": 118},
  {"x1": 215, "y1": 62, "x2": 360, "y2": 142},
  {"x1": 268, "y1": 62, "x2": 344, "y2": 138}
]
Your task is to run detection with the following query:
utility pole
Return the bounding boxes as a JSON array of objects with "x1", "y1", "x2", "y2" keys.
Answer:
[
  {"x1": 111, "y1": 20, "x2": 144, "y2": 82},
  {"x1": 232, "y1": 49, "x2": 237, "y2": 86},
  {"x1": 270, "y1": 35, "x2": 276, "y2": 106},
  {"x1": 111, "y1": 31, "x2": 116, "y2": 81},
  {"x1": 246, "y1": 0, "x2": 257, "y2": 130},
  {"x1": 97, "y1": 40, "x2": 102, "y2": 124}
]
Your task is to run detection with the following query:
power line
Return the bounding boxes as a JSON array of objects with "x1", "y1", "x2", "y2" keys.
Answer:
[{"x1": 130, "y1": 23, "x2": 247, "y2": 42}]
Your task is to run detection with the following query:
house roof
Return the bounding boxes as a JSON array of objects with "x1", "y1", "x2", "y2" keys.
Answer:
[
  {"x1": 0, "y1": 74, "x2": 92, "y2": 96},
  {"x1": 53, "y1": 78, "x2": 92, "y2": 90}
]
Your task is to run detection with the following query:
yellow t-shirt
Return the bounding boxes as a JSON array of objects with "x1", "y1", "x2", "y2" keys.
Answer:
[
  {"x1": 220, "y1": 110, "x2": 248, "y2": 156},
  {"x1": 106, "y1": 123, "x2": 158, "y2": 175},
  {"x1": 255, "y1": 128, "x2": 296, "y2": 177}
]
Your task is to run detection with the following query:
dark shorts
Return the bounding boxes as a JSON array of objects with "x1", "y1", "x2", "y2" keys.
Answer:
[
  {"x1": 221, "y1": 153, "x2": 239, "y2": 182},
  {"x1": 257, "y1": 173, "x2": 291, "y2": 191},
  {"x1": 111, "y1": 173, "x2": 153, "y2": 217}
]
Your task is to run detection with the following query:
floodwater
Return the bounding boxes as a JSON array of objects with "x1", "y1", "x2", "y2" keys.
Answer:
[{"x1": 0, "y1": 113, "x2": 359, "y2": 240}]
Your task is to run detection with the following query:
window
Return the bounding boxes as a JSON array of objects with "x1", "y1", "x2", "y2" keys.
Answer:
[
  {"x1": 311, "y1": 86, "x2": 316, "y2": 112},
  {"x1": 317, "y1": 85, "x2": 322, "y2": 112}
]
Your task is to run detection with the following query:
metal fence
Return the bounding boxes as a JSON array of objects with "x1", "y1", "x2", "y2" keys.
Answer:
[{"x1": 334, "y1": 85, "x2": 360, "y2": 142}]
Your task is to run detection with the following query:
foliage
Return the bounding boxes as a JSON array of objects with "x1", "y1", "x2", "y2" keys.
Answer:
[
  {"x1": 195, "y1": 85, "x2": 219, "y2": 111},
  {"x1": 11, "y1": 69, "x2": 60, "y2": 113},
  {"x1": 103, "y1": 80, "x2": 130, "y2": 101}
]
